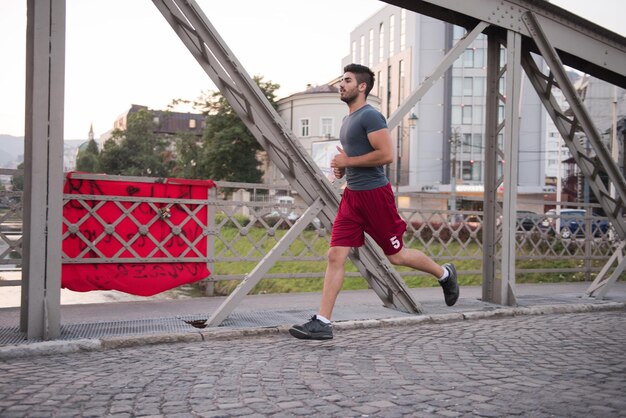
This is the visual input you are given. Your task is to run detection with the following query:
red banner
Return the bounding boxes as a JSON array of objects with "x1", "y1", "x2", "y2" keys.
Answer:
[{"x1": 62, "y1": 173, "x2": 215, "y2": 296}]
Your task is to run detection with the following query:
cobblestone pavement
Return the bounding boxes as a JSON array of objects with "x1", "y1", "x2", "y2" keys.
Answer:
[{"x1": 1, "y1": 311, "x2": 625, "y2": 418}]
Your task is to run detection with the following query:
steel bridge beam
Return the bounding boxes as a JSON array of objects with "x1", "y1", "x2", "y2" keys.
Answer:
[
  {"x1": 519, "y1": 11, "x2": 626, "y2": 297},
  {"x1": 383, "y1": 0, "x2": 626, "y2": 89},
  {"x1": 21, "y1": 0, "x2": 65, "y2": 340},
  {"x1": 385, "y1": 1, "x2": 626, "y2": 300}
]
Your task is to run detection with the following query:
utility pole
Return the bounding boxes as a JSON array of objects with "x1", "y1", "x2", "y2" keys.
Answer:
[{"x1": 449, "y1": 127, "x2": 461, "y2": 212}]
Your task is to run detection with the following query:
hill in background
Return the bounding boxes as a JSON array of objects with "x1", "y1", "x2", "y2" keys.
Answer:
[{"x1": 0, "y1": 135, "x2": 86, "y2": 169}]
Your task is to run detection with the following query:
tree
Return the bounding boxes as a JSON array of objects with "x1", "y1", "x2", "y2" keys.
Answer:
[
  {"x1": 75, "y1": 139, "x2": 99, "y2": 173},
  {"x1": 175, "y1": 76, "x2": 279, "y2": 183},
  {"x1": 10, "y1": 162, "x2": 24, "y2": 191},
  {"x1": 171, "y1": 132, "x2": 203, "y2": 179},
  {"x1": 98, "y1": 109, "x2": 171, "y2": 177}
]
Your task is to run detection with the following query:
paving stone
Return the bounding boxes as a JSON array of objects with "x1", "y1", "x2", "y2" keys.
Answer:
[{"x1": 0, "y1": 311, "x2": 624, "y2": 417}]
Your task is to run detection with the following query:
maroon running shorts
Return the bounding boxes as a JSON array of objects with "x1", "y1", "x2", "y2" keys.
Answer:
[{"x1": 330, "y1": 182, "x2": 407, "y2": 255}]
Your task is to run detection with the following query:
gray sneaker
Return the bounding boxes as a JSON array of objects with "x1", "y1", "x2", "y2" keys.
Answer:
[
  {"x1": 289, "y1": 315, "x2": 333, "y2": 340},
  {"x1": 440, "y1": 263, "x2": 460, "y2": 306}
]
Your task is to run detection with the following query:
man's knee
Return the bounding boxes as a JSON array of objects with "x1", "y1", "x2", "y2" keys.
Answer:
[
  {"x1": 327, "y1": 247, "x2": 349, "y2": 265},
  {"x1": 386, "y1": 250, "x2": 405, "y2": 265}
]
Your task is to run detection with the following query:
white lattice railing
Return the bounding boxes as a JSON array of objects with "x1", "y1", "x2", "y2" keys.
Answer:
[{"x1": 0, "y1": 174, "x2": 621, "y2": 287}]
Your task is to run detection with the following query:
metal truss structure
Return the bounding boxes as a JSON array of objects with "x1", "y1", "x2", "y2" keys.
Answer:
[
  {"x1": 384, "y1": 0, "x2": 626, "y2": 305},
  {"x1": 19, "y1": 0, "x2": 626, "y2": 338}
]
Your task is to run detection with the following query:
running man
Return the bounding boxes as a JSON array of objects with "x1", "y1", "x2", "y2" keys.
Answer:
[{"x1": 289, "y1": 64, "x2": 460, "y2": 340}]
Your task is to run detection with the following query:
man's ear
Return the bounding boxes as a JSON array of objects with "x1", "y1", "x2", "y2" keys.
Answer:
[{"x1": 358, "y1": 82, "x2": 367, "y2": 93}]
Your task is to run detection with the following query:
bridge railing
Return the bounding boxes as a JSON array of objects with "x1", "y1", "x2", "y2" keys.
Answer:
[{"x1": 0, "y1": 175, "x2": 621, "y2": 292}]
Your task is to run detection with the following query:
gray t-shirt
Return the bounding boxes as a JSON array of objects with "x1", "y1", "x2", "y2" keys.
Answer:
[{"x1": 339, "y1": 104, "x2": 389, "y2": 191}]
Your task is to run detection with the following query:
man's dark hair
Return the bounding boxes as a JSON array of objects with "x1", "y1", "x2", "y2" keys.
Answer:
[{"x1": 343, "y1": 63, "x2": 375, "y2": 97}]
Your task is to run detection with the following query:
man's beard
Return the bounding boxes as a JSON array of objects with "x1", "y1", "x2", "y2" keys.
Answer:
[{"x1": 340, "y1": 88, "x2": 358, "y2": 104}]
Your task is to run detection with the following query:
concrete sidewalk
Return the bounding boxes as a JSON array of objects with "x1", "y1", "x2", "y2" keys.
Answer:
[{"x1": 1, "y1": 281, "x2": 625, "y2": 358}]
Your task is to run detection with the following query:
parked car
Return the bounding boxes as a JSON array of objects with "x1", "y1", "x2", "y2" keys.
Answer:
[
  {"x1": 496, "y1": 210, "x2": 538, "y2": 231},
  {"x1": 540, "y1": 209, "x2": 609, "y2": 239},
  {"x1": 516, "y1": 210, "x2": 538, "y2": 231},
  {"x1": 263, "y1": 210, "x2": 299, "y2": 223}
]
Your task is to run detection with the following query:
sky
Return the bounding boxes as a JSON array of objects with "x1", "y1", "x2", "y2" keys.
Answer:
[{"x1": 0, "y1": 0, "x2": 624, "y2": 140}]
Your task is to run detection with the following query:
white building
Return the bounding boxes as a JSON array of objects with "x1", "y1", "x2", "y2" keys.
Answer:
[{"x1": 341, "y1": 5, "x2": 550, "y2": 208}]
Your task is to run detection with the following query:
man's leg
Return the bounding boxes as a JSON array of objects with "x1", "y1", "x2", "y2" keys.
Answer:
[
  {"x1": 387, "y1": 248, "x2": 460, "y2": 306},
  {"x1": 319, "y1": 246, "x2": 351, "y2": 319},
  {"x1": 289, "y1": 246, "x2": 351, "y2": 340},
  {"x1": 387, "y1": 247, "x2": 443, "y2": 276}
]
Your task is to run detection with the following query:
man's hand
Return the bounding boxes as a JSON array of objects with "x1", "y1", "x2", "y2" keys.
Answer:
[
  {"x1": 332, "y1": 167, "x2": 345, "y2": 179},
  {"x1": 331, "y1": 146, "x2": 350, "y2": 169},
  {"x1": 331, "y1": 146, "x2": 348, "y2": 179}
]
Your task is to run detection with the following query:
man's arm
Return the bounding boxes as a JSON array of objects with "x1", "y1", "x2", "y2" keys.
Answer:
[{"x1": 331, "y1": 128, "x2": 393, "y2": 169}]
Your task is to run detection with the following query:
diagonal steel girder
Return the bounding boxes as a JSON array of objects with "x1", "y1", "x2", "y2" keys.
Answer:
[
  {"x1": 152, "y1": 0, "x2": 424, "y2": 324},
  {"x1": 520, "y1": 11, "x2": 626, "y2": 238},
  {"x1": 520, "y1": 11, "x2": 626, "y2": 298}
]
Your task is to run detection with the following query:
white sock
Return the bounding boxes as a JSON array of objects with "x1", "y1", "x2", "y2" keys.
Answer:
[
  {"x1": 438, "y1": 267, "x2": 449, "y2": 282},
  {"x1": 315, "y1": 314, "x2": 331, "y2": 324}
]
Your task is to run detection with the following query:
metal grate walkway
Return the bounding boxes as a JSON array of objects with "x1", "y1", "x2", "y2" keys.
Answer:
[{"x1": 0, "y1": 297, "x2": 523, "y2": 346}]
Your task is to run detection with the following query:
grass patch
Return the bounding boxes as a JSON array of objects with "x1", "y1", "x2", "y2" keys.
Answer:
[{"x1": 197, "y1": 225, "x2": 623, "y2": 296}]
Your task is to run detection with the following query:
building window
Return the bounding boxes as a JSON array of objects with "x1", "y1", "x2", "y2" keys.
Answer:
[
  {"x1": 379, "y1": 22, "x2": 385, "y2": 63},
  {"x1": 360, "y1": 35, "x2": 365, "y2": 65},
  {"x1": 400, "y1": 9, "x2": 406, "y2": 51},
  {"x1": 463, "y1": 133, "x2": 472, "y2": 154},
  {"x1": 463, "y1": 77, "x2": 473, "y2": 96},
  {"x1": 153, "y1": 116, "x2": 159, "y2": 125},
  {"x1": 377, "y1": 71, "x2": 383, "y2": 98},
  {"x1": 472, "y1": 133, "x2": 483, "y2": 152},
  {"x1": 463, "y1": 49, "x2": 474, "y2": 67},
  {"x1": 452, "y1": 106, "x2": 462, "y2": 125},
  {"x1": 389, "y1": 15, "x2": 395, "y2": 55},
  {"x1": 320, "y1": 118, "x2": 333, "y2": 137},
  {"x1": 474, "y1": 77, "x2": 485, "y2": 96},
  {"x1": 352, "y1": 40, "x2": 357, "y2": 63},
  {"x1": 462, "y1": 160, "x2": 474, "y2": 180},
  {"x1": 300, "y1": 119, "x2": 310, "y2": 137},
  {"x1": 456, "y1": 47, "x2": 484, "y2": 68},
  {"x1": 462, "y1": 105, "x2": 472, "y2": 124},
  {"x1": 369, "y1": 29, "x2": 374, "y2": 68},
  {"x1": 189, "y1": 119, "x2": 196, "y2": 129},
  {"x1": 472, "y1": 106, "x2": 483, "y2": 125},
  {"x1": 452, "y1": 77, "x2": 461, "y2": 96},
  {"x1": 474, "y1": 48, "x2": 485, "y2": 68}
]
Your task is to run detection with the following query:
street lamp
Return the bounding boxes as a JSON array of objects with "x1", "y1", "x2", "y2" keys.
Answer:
[{"x1": 396, "y1": 113, "x2": 418, "y2": 201}]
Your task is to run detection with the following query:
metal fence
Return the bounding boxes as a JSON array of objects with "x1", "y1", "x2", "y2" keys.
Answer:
[{"x1": 0, "y1": 174, "x2": 621, "y2": 292}]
